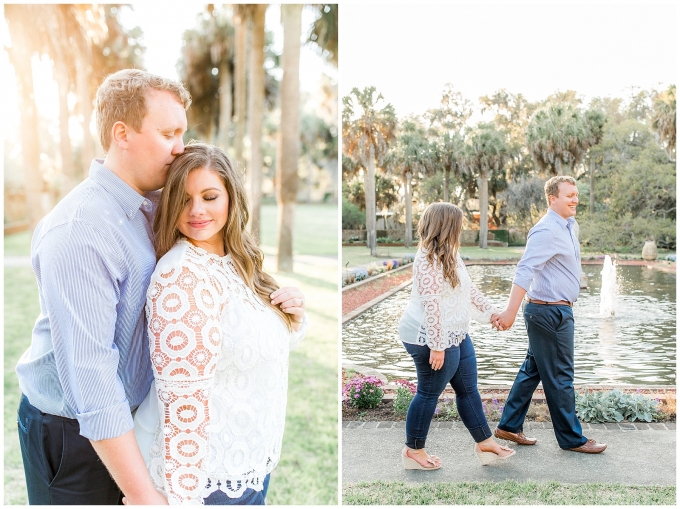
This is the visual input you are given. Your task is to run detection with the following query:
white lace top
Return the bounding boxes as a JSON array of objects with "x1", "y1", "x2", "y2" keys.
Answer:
[
  {"x1": 144, "y1": 240, "x2": 306, "y2": 504},
  {"x1": 398, "y1": 249, "x2": 496, "y2": 350}
]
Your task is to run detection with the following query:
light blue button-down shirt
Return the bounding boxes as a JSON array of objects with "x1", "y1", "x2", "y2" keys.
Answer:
[
  {"x1": 513, "y1": 208, "x2": 581, "y2": 303},
  {"x1": 16, "y1": 160, "x2": 158, "y2": 441}
]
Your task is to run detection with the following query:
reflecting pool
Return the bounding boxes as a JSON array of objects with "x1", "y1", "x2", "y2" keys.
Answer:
[{"x1": 342, "y1": 264, "x2": 676, "y2": 386}]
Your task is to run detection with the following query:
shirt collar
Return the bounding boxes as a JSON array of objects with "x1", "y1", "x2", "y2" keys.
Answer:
[
  {"x1": 546, "y1": 208, "x2": 575, "y2": 229},
  {"x1": 89, "y1": 159, "x2": 147, "y2": 219}
]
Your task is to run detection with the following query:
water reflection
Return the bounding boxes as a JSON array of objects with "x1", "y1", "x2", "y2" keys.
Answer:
[{"x1": 342, "y1": 265, "x2": 676, "y2": 386}]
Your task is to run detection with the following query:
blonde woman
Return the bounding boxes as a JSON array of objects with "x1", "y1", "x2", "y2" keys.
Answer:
[
  {"x1": 132, "y1": 142, "x2": 307, "y2": 505},
  {"x1": 398, "y1": 203, "x2": 514, "y2": 469}
]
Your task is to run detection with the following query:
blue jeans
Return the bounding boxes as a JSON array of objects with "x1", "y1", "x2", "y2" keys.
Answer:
[
  {"x1": 403, "y1": 336, "x2": 491, "y2": 449},
  {"x1": 203, "y1": 474, "x2": 270, "y2": 505},
  {"x1": 498, "y1": 303, "x2": 587, "y2": 449}
]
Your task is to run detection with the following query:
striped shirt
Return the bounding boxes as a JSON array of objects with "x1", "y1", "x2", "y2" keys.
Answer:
[
  {"x1": 513, "y1": 209, "x2": 581, "y2": 303},
  {"x1": 16, "y1": 160, "x2": 159, "y2": 441}
]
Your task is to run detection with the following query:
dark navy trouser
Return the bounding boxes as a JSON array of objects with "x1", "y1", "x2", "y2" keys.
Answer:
[
  {"x1": 403, "y1": 336, "x2": 492, "y2": 449},
  {"x1": 497, "y1": 302, "x2": 587, "y2": 449},
  {"x1": 17, "y1": 394, "x2": 123, "y2": 505}
]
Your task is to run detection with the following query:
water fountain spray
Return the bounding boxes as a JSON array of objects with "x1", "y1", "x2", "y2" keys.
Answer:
[{"x1": 600, "y1": 255, "x2": 617, "y2": 316}]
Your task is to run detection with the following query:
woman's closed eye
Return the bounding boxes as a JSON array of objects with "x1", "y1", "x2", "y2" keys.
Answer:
[{"x1": 204, "y1": 195, "x2": 218, "y2": 201}]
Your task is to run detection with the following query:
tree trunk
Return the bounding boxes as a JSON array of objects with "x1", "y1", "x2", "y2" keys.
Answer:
[
  {"x1": 589, "y1": 156, "x2": 594, "y2": 215},
  {"x1": 404, "y1": 170, "x2": 413, "y2": 247},
  {"x1": 443, "y1": 166, "x2": 450, "y2": 202},
  {"x1": 217, "y1": 58, "x2": 232, "y2": 152},
  {"x1": 6, "y1": 11, "x2": 44, "y2": 229},
  {"x1": 306, "y1": 154, "x2": 313, "y2": 202},
  {"x1": 76, "y1": 56, "x2": 94, "y2": 179},
  {"x1": 276, "y1": 4, "x2": 302, "y2": 271},
  {"x1": 234, "y1": 13, "x2": 247, "y2": 167},
  {"x1": 55, "y1": 67, "x2": 74, "y2": 198},
  {"x1": 478, "y1": 171, "x2": 488, "y2": 249},
  {"x1": 365, "y1": 155, "x2": 377, "y2": 256},
  {"x1": 247, "y1": 4, "x2": 266, "y2": 242}
]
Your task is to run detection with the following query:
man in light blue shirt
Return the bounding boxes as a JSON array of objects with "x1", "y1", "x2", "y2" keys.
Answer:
[
  {"x1": 16, "y1": 69, "x2": 190, "y2": 504},
  {"x1": 491, "y1": 176, "x2": 606, "y2": 454}
]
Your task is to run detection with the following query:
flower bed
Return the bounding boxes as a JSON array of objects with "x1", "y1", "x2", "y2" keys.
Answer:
[
  {"x1": 342, "y1": 254, "x2": 414, "y2": 288},
  {"x1": 341, "y1": 370, "x2": 676, "y2": 423}
]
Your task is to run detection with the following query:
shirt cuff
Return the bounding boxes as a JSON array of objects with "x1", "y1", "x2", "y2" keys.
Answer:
[
  {"x1": 290, "y1": 314, "x2": 308, "y2": 351},
  {"x1": 512, "y1": 275, "x2": 531, "y2": 293},
  {"x1": 77, "y1": 401, "x2": 134, "y2": 441}
]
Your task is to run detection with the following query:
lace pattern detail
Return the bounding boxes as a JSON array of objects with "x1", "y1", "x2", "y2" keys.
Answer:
[
  {"x1": 145, "y1": 240, "x2": 306, "y2": 504},
  {"x1": 410, "y1": 250, "x2": 497, "y2": 350}
]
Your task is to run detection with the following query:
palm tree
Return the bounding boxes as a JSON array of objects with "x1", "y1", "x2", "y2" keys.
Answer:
[
  {"x1": 651, "y1": 84, "x2": 676, "y2": 161},
  {"x1": 276, "y1": 4, "x2": 303, "y2": 271},
  {"x1": 247, "y1": 4, "x2": 267, "y2": 241},
  {"x1": 5, "y1": 5, "x2": 44, "y2": 229},
  {"x1": 426, "y1": 85, "x2": 472, "y2": 201},
  {"x1": 306, "y1": 4, "x2": 338, "y2": 67},
  {"x1": 584, "y1": 109, "x2": 607, "y2": 214},
  {"x1": 232, "y1": 5, "x2": 251, "y2": 169},
  {"x1": 463, "y1": 123, "x2": 509, "y2": 249},
  {"x1": 526, "y1": 103, "x2": 591, "y2": 175},
  {"x1": 387, "y1": 120, "x2": 430, "y2": 247},
  {"x1": 342, "y1": 87, "x2": 397, "y2": 256}
]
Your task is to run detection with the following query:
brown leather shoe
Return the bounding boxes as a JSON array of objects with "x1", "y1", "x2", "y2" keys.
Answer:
[
  {"x1": 568, "y1": 438, "x2": 607, "y2": 454},
  {"x1": 493, "y1": 428, "x2": 537, "y2": 445}
]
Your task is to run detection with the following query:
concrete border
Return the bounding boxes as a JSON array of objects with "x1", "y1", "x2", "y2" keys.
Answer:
[{"x1": 342, "y1": 280, "x2": 412, "y2": 324}]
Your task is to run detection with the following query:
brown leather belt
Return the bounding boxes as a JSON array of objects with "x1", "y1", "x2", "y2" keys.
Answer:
[{"x1": 525, "y1": 297, "x2": 572, "y2": 307}]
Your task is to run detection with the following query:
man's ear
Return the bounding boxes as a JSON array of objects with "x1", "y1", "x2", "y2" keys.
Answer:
[{"x1": 111, "y1": 121, "x2": 129, "y2": 149}]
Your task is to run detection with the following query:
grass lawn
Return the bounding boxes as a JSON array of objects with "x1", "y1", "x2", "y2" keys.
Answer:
[
  {"x1": 343, "y1": 480, "x2": 676, "y2": 505},
  {"x1": 4, "y1": 202, "x2": 339, "y2": 505},
  {"x1": 342, "y1": 245, "x2": 526, "y2": 268}
]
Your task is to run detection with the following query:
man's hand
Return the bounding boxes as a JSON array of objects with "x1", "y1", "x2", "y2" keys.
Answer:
[
  {"x1": 429, "y1": 349, "x2": 445, "y2": 371},
  {"x1": 492, "y1": 308, "x2": 517, "y2": 331}
]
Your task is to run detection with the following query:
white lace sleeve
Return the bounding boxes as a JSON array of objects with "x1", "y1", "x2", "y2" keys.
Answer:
[
  {"x1": 289, "y1": 314, "x2": 308, "y2": 351},
  {"x1": 414, "y1": 253, "x2": 446, "y2": 351},
  {"x1": 469, "y1": 281, "x2": 497, "y2": 324},
  {"x1": 147, "y1": 263, "x2": 222, "y2": 505}
]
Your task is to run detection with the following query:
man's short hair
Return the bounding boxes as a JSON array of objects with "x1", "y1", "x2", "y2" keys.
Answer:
[
  {"x1": 544, "y1": 175, "x2": 577, "y2": 206},
  {"x1": 95, "y1": 69, "x2": 191, "y2": 152}
]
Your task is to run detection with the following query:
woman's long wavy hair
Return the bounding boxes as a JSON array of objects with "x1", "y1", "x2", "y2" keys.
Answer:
[
  {"x1": 417, "y1": 202, "x2": 464, "y2": 288},
  {"x1": 154, "y1": 142, "x2": 292, "y2": 331}
]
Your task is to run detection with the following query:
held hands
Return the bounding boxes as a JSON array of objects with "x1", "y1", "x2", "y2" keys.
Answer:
[
  {"x1": 429, "y1": 349, "x2": 445, "y2": 371},
  {"x1": 270, "y1": 286, "x2": 306, "y2": 325},
  {"x1": 490, "y1": 309, "x2": 516, "y2": 331}
]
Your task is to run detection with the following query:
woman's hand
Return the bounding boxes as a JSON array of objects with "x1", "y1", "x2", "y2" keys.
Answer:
[
  {"x1": 270, "y1": 286, "x2": 306, "y2": 326},
  {"x1": 429, "y1": 349, "x2": 445, "y2": 371}
]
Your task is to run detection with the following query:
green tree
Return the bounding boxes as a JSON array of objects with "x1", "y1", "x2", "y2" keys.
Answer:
[
  {"x1": 387, "y1": 119, "x2": 430, "y2": 246},
  {"x1": 526, "y1": 102, "x2": 592, "y2": 175},
  {"x1": 463, "y1": 123, "x2": 509, "y2": 248},
  {"x1": 651, "y1": 84, "x2": 676, "y2": 161},
  {"x1": 342, "y1": 87, "x2": 397, "y2": 256},
  {"x1": 426, "y1": 85, "x2": 472, "y2": 202}
]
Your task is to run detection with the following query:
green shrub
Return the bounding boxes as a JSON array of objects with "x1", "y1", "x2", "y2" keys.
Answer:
[
  {"x1": 342, "y1": 197, "x2": 366, "y2": 230},
  {"x1": 575, "y1": 389, "x2": 661, "y2": 423},
  {"x1": 393, "y1": 380, "x2": 416, "y2": 416},
  {"x1": 491, "y1": 229, "x2": 509, "y2": 244}
]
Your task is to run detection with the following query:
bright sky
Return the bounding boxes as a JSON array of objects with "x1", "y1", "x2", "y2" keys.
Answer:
[{"x1": 340, "y1": 1, "x2": 677, "y2": 118}]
